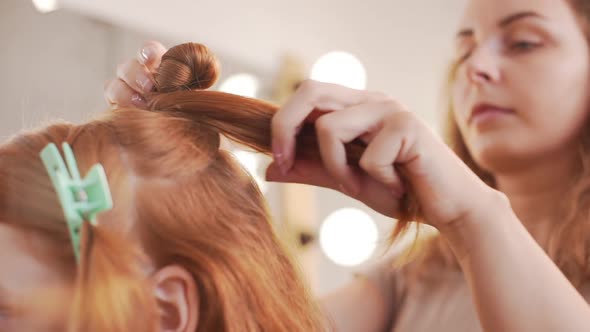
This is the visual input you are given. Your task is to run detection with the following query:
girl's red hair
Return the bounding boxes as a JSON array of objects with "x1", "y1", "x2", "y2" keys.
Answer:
[{"x1": 0, "y1": 42, "x2": 338, "y2": 331}]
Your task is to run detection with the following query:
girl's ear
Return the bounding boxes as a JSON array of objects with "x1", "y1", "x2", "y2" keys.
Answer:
[{"x1": 150, "y1": 265, "x2": 199, "y2": 332}]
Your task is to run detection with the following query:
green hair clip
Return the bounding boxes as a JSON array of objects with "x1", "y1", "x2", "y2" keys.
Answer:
[{"x1": 40, "y1": 143, "x2": 113, "y2": 262}]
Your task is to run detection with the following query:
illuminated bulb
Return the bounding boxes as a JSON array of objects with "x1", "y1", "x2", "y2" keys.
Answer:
[
  {"x1": 219, "y1": 73, "x2": 260, "y2": 98},
  {"x1": 311, "y1": 51, "x2": 367, "y2": 90},
  {"x1": 233, "y1": 150, "x2": 268, "y2": 193},
  {"x1": 319, "y1": 208, "x2": 378, "y2": 266},
  {"x1": 32, "y1": 0, "x2": 58, "y2": 13}
]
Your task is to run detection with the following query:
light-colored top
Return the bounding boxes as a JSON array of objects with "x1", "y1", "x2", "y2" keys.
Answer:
[{"x1": 361, "y1": 256, "x2": 590, "y2": 332}]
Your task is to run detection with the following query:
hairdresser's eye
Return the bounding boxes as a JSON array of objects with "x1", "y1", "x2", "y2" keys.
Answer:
[
  {"x1": 454, "y1": 38, "x2": 475, "y2": 64},
  {"x1": 454, "y1": 45, "x2": 474, "y2": 64},
  {"x1": 509, "y1": 40, "x2": 541, "y2": 52},
  {"x1": 458, "y1": 50, "x2": 473, "y2": 63}
]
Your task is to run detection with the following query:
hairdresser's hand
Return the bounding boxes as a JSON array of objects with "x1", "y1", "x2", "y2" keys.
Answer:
[
  {"x1": 103, "y1": 41, "x2": 167, "y2": 109},
  {"x1": 267, "y1": 80, "x2": 502, "y2": 230}
]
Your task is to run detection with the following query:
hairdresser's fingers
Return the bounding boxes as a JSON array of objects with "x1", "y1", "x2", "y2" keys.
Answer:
[
  {"x1": 359, "y1": 122, "x2": 408, "y2": 199},
  {"x1": 313, "y1": 100, "x2": 402, "y2": 195},
  {"x1": 343, "y1": 104, "x2": 410, "y2": 198},
  {"x1": 116, "y1": 59, "x2": 154, "y2": 95},
  {"x1": 137, "y1": 40, "x2": 167, "y2": 71},
  {"x1": 271, "y1": 80, "x2": 387, "y2": 173},
  {"x1": 266, "y1": 160, "x2": 401, "y2": 216},
  {"x1": 104, "y1": 78, "x2": 146, "y2": 109},
  {"x1": 103, "y1": 41, "x2": 165, "y2": 108},
  {"x1": 314, "y1": 111, "x2": 363, "y2": 195},
  {"x1": 137, "y1": 40, "x2": 167, "y2": 70}
]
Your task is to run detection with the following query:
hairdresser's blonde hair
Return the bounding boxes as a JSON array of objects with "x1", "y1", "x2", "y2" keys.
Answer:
[{"x1": 392, "y1": 0, "x2": 590, "y2": 288}]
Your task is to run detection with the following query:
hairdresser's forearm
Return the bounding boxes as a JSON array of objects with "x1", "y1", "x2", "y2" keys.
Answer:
[{"x1": 443, "y1": 193, "x2": 590, "y2": 332}]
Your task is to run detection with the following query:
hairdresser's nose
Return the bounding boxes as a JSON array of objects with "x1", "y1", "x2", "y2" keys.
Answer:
[{"x1": 465, "y1": 46, "x2": 501, "y2": 85}]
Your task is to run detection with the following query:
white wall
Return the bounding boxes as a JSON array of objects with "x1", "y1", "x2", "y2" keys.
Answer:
[
  {"x1": 0, "y1": 0, "x2": 273, "y2": 138},
  {"x1": 0, "y1": 0, "x2": 110, "y2": 137},
  {"x1": 60, "y1": 0, "x2": 466, "y2": 124}
]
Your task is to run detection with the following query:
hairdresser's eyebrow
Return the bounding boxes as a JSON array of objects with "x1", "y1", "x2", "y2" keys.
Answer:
[{"x1": 456, "y1": 11, "x2": 547, "y2": 38}]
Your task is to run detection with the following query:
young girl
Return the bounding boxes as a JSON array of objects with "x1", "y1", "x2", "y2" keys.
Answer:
[{"x1": 0, "y1": 43, "x2": 327, "y2": 331}]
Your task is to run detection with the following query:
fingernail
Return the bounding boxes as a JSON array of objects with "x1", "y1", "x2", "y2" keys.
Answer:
[
  {"x1": 136, "y1": 75, "x2": 154, "y2": 93},
  {"x1": 131, "y1": 93, "x2": 146, "y2": 106},
  {"x1": 273, "y1": 148, "x2": 288, "y2": 175},
  {"x1": 138, "y1": 47, "x2": 152, "y2": 65}
]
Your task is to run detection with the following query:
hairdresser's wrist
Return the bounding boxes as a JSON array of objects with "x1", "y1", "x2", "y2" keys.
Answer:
[{"x1": 437, "y1": 188, "x2": 518, "y2": 263}]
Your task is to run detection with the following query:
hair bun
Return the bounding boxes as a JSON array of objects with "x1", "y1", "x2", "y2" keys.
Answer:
[{"x1": 154, "y1": 42, "x2": 220, "y2": 93}]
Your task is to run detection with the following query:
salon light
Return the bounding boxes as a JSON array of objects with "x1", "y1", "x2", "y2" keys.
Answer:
[
  {"x1": 233, "y1": 150, "x2": 268, "y2": 193},
  {"x1": 219, "y1": 73, "x2": 260, "y2": 98},
  {"x1": 32, "y1": 0, "x2": 58, "y2": 13},
  {"x1": 319, "y1": 208, "x2": 378, "y2": 266},
  {"x1": 311, "y1": 51, "x2": 367, "y2": 90}
]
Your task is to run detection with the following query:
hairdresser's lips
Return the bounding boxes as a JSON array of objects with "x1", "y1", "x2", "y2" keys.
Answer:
[{"x1": 469, "y1": 103, "x2": 515, "y2": 127}]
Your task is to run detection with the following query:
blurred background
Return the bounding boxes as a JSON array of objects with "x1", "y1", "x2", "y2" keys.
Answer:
[{"x1": 0, "y1": 0, "x2": 465, "y2": 296}]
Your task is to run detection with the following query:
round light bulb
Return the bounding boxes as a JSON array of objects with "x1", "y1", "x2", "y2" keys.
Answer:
[
  {"x1": 311, "y1": 51, "x2": 367, "y2": 90},
  {"x1": 233, "y1": 150, "x2": 268, "y2": 193},
  {"x1": 219, "y1": 73, "x2": 260, "y2": 98},
  {"x1": 319, "y1": 208, "x2": 378, "y2": 266},
  {"x1": 32, "y1": 0, "x2": 58, "y2": 13}
]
